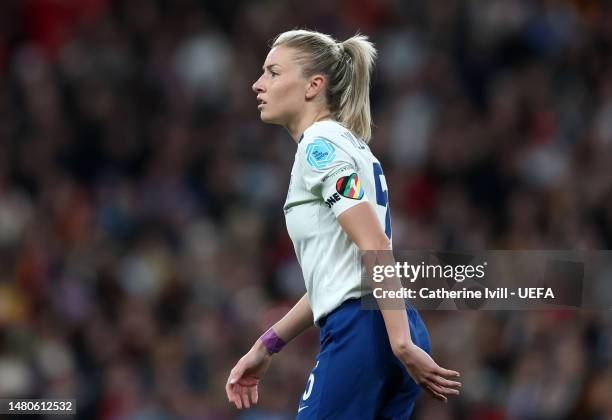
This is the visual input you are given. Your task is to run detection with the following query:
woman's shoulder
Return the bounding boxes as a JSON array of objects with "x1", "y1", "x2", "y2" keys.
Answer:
[
  {"x1": 301, "y1": 120, "x2": 369, "y2": 155},
  {"x1": 301, "y1": 120, "x2": 351, "y2": 147},
  {"x1": 299, "y1": 122, "x2": 353, "y2": 160},
  {"x1": 305, "y1": 119, "x2": 345, "y2": 135},
  {"x1": 298, "y1": 121, "x2": 369, "y2": 170}
]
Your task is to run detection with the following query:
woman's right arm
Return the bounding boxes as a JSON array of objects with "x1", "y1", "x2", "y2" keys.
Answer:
[
  {"x1": 226, "y1": 293, "x2": 314, "y2": 409},
  {"x1": 337, "y1": 202, "x2": 461, "y2": 402}
]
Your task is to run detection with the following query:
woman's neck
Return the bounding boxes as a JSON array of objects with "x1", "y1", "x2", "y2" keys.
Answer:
[{"x1": 287, "y1": 109, "x2": 333, "y2": 143}]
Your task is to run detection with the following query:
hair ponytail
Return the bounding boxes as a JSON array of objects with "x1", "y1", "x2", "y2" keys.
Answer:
[
  {"x1": 334, "y1": 35, "x2": 377, "y2": 143},
  {"x1": 272, "y1": 30, "x2": 377, "y2": 143}
]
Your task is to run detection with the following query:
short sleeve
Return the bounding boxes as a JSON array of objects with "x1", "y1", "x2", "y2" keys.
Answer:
[{"x1": 298, "y1": 136, "x2": 369, "y2": 217}]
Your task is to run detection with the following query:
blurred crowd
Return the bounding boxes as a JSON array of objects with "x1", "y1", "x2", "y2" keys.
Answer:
[{"x1": 1, "y1": 0, "x2": 612, "y2": 418}]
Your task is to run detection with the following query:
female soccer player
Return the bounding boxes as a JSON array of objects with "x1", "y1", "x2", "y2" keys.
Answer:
[{"x1": 226, "y1": 29, "x2": 461, "y2": 419}]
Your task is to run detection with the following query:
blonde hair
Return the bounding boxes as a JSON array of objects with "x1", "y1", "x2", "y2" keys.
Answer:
[{"x1": 272, "y1": 29, "x2": 377, "y2": 143}]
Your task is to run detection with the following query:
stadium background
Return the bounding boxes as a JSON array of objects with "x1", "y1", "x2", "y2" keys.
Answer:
[{"x1": 1, "y1": 0, "x2": 611, "y2": 418}]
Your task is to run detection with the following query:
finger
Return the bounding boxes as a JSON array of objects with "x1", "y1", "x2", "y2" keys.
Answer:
[
  {"x1": 230, "y1": 392, "x2": 239, "y2": 409},
  {"x1": 226, "y1": 379, "x2": 241, "y2": 402},
  {"x1": 241, "y1": 386, "x2": 251, "y2": 409},
  {"x1": 249, "y1": 385, "x2": 258, "y2": 405},
  {"x1": 234, "y1": 386, "x2": 243, "y2": 409},
  {"x1": 226, "y1": 381, "x2": 233, "y2": 402},
  {"x1": 226, "y1": 383, "x2": 237, "y2": 404},
  {"x1": 433, "y1": 376, "x2": 462, "y2": 389},
  {"x1": 436, "y1": 367, "x2": 460, "y2": 378},
  {"x1": 426, "y1": 385, "x2": 447, "y2": 403},
  {"x1": 428, "y1": 382, "x2": 459, "y2": 396}
]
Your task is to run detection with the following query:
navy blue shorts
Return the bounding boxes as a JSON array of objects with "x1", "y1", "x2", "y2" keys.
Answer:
[{"x1": 296, "y1": 298, "x2": 431, "y2": 420}]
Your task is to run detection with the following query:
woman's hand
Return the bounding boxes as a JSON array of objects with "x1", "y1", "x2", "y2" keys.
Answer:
[
  {"x1": 393, "y1": 342, "x2": 461, "y2": 403},
  {"x1": 226, "y1": 341, "x2": 272, "y2": 409}
]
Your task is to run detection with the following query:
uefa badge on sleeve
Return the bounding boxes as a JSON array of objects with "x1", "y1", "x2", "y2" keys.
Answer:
[{"x1": 306, "y1": 138, "x2": 336, "y2": 169}]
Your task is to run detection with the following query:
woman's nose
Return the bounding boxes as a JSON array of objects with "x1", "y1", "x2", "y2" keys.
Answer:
[{"x1": 252, "y1": 76, "x2": 264, "y2": 93}]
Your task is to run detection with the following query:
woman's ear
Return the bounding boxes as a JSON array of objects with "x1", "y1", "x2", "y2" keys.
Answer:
[{"x1": 305, "y1": 74, "x2": 326, "y2": 100}]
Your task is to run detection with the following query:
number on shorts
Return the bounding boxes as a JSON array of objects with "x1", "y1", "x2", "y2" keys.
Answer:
[{"x1": 302, "y1": 361, "x2": 319, "y2": 400}]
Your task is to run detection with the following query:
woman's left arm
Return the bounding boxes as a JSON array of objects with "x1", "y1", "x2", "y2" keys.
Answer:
[{"x1": 337, "y1": 202, "x2": 462, "y2": 402}]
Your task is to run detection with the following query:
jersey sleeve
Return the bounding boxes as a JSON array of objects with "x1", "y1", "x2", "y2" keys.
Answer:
[{"x1": 298, "y1": 136, "x2": 369, "y2": 217}]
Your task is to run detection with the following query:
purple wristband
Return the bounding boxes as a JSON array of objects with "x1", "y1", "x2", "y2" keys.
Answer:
[{"x1": 260, "y1": 328, "x2": 286, "y2": 354}]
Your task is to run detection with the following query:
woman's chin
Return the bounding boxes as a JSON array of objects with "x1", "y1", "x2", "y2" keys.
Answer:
[{"x1": 259, "y1": 112, "x2": 280, "y2": 125}]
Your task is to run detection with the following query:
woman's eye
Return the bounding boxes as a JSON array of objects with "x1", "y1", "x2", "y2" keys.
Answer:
[{"x1": 270, "y1": 72, "x2": 278, "y2": 77}]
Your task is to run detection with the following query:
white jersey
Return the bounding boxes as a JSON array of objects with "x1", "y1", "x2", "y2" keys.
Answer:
[{"x1": 284, "y1": 121, "x2": 391, "y2": 323}]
